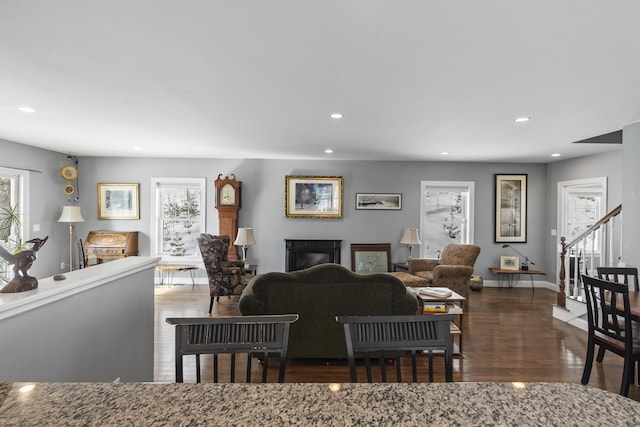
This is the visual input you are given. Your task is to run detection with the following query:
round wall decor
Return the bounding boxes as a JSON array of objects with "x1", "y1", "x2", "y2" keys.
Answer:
[
  {"x1": 60, "y1": 164, "x2": 78, "y2": 181},
  {"x1": 63, "y1": 184, "x2": 75, "y2": 195}
]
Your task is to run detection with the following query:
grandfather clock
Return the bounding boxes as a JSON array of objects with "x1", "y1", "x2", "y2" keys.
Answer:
[{"x1": 215, "y1": 174, "x2": 241, "y2": 260}]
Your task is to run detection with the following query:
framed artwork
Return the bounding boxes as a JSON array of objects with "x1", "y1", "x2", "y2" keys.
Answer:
[
  {"x1": 355, "y1": 193, "x2": 402, "y2": 210},
  {"x1": 351, "y1": 243, "x2": 392, "y2": 273},
  {"x1": 285, "y1": 175, "x2": 343, "y2": 218},
  {"x1": 500, "y1": 256, "x2": 520, "y2": 270},
  {"x1": 98, "y1": 183, "x2": 140, "y2": 220},
  {"x1": 150, "y1": 177, "x2": 206, "y2": 262},
  {"x1": 495, "y1": 174, "x2": 527, "y2": 243}
]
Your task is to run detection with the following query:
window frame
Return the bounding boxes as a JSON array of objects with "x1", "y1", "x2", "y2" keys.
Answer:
[
  {"x1": 420, "y1": 180, "x2": 475, "y2": 258},
  {"x1": 150, "y1": 177, "x2": 206, "y2": 263}
]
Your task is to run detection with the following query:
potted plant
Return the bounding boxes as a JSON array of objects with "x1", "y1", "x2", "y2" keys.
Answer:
[{"x1": 0, "y1": 202, "x2": 25, "y2": 282}]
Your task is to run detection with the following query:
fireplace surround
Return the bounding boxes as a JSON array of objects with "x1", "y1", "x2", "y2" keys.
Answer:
[{"x1": 285, "y1": 239, "x2": 342, "y2": 272}]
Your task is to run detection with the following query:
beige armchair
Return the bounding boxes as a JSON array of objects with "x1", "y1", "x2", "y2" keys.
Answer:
[{"x1": 408, "y1": 243, "x2": 481, "y2": 303}]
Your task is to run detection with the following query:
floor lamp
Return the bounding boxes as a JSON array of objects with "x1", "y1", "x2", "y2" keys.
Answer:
[{"x1": 58, "y1": 206, "x2": 85, "y2": 272}]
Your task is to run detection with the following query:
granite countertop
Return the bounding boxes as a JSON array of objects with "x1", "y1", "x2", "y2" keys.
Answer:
[{"x1": 1, "y1": 381, "x2": 639, "y2": 426}]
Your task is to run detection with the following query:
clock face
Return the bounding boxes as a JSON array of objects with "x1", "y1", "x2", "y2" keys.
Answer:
[{"x1": 220, "y1": 183, "x2": 236, "y2": 205}]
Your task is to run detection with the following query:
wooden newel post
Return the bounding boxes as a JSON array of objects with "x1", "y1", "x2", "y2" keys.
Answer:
[{"x1": 557, "y1": 236, "x2": 567, "y2": 308}]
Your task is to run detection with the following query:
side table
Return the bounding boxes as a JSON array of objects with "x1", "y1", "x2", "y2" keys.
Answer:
[
  {"x1": 489, "y1": 267, "x2": 546, "y2": 289},
  {"x1": 156, "y1": 264, "x2": 198, "y2": 288},
  {"x1": 392, "y1": 262, "x2": 409, "y2": 272},
  {"x1": 414, "y1": 287, "x2": 465, "y2": 354}
]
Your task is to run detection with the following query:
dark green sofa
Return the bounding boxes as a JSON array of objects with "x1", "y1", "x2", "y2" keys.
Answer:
[{"x1": 238, "y1": 263, "x2": 419, "y2": 359}]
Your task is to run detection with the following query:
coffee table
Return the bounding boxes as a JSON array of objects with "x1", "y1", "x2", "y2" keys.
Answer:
[{"x1": 413, "y1": 287, "x2": 465, "y2": 354}]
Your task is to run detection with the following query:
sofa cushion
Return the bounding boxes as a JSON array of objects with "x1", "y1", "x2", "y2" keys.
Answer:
[
  {"x1": 414, "y1": 271, "x2": 433, "y2": 282},
  {"x1": 388, "y1": 272, "x2": 430, "y2": 287}
]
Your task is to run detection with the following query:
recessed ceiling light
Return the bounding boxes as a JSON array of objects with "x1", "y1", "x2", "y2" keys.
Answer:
[
  {"x1": 18, "y1": 106, "x2": 35, "y2": 113},
  {"x1": 330, "y1": 113, "x2": 343, "y2": 119},
  {"x1": 514, "y1": 117, "x2": 530, "y2": 123},
  {"x1": 132, "y1": 146, "x2": 142, "y2": 151},
  {"x1": 325, "y1": 149, "x2": 334, "y2": 154},
  {"x1": 551, "y1": 153, "x2": 561, "y2": 157},
  {"x1": 440, "y1": 152, "x2": 449, "y2": 155}
]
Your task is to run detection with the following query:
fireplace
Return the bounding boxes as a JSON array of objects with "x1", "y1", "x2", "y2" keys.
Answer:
[{"x1": 285, "y1": 239, "x2": 342, "y2": 272}]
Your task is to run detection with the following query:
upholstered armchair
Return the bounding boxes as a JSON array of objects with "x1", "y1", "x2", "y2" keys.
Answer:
[
  {"x1": 408, "y1": 243, "x2": 481, "y2": 303},
  {"x1": 197, "y1": 233, "x2": 245, "y2": 313}
]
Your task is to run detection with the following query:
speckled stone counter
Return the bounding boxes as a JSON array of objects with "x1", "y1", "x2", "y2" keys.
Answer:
[{"x1": 1, "y1": 381, "x2": 639, "y2": 426}]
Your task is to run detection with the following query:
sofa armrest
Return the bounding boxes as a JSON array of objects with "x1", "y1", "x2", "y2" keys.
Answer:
[
  {"x1": 221, "y1": 266, "x2": 242, "y2": 276},
  {"x1": 224, "y1": 259, "x2": 244, "y2": 269},
  {"x1": 432, "y1": 265, "x2": 474, "y2": 280},
  {"x1": 238, "y1": 276, "x2": 266, "y2": 314},
  {"x1": 408, "y1": 258, "x2": 440, "y2": 274}
]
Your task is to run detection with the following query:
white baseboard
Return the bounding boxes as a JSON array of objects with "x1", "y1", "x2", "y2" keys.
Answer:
[{"x1": 482, "y1": 280, "x2": 559, "y2": 291}]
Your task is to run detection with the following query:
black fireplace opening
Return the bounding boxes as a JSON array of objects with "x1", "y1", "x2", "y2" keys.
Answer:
[{"x1": 285, "y1": 239, "x2": 341, "y2": 272}]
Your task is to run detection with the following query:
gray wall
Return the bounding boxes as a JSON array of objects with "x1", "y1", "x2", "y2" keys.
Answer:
[
  {"x1": 0, "y1": 259, "x2": 155, "y2": 382},
  {"x1": 623, "y1": 121, "x2": 640, "y2": 266},
  {"x1": 0, "y1": 139, "x2": 71, "y2": 277},
  {"x1": 78, "y1": 157, "x2": 549, "y2": 280},
  {"x1": 545, "y1": 149, "x2": 624, "y2": 279},
  {"x1": 2, "y1": 135, "x2": 630, "y2": 283}
]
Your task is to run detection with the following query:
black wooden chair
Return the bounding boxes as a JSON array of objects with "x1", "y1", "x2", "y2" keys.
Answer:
[
  {"x1": 581, "y1": 274, "x2": 640, "y2": 396},
  {"x1": 166, "y1": 314, "x2": 298, "y2": 383},
  {"x1": 336, "y1": 314, "x2": 456, "y2": 383},
  {"x1": 597, "y1": 267, "x2": 639, "y2": 291}
]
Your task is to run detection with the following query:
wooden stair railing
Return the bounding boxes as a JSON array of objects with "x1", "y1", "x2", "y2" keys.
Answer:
[{"x1": 557, "y1": 204, "x2": 622, "y2": 308}]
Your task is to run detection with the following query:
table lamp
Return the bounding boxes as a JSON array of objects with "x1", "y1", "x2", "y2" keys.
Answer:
[
  {"x1": 502, "y1": 244, "x2": 534, "y2": 270},
  {"x1": 234, "y1": 227, "x2": 256, "y2": 270},
  {"x1": 400, "y1": 227, "x2": 421, "y2": 263},
  {"x1": 58, "y1": 205, "x2": 85, "y2": 272}
]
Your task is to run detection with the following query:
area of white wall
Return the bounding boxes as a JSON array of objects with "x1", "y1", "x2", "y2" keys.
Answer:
[
  {"x1": 77, "y1": 157, "x2": 549, "y2": 281},
  {"x1": 0, "y1": 139, "x2": 72, "y2": 278},
  {"x1": 623, "y1": 121, "x2": 640, "y2": 267},
  {"x1": 545, "y1": 149, "x2": 624, "y2": 280}
]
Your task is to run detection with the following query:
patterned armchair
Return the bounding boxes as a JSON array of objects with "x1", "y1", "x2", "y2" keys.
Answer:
[
  {"x1": 197, "y1": 234, "x2": 245, "y2": 313},
  {"x1": 408, "y1": 243, "x2": 480, "y2": 304}
]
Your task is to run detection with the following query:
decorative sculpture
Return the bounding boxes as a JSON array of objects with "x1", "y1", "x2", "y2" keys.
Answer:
[{"x1": 0, "y1": 236, "x2": 48, "y2": 293}]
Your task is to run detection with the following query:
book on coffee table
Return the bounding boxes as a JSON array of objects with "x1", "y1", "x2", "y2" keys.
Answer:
[
  {"x1": 423, "y1": 303, "x2": 447, "y2": 313},
  {"x1": 418, "y1": 288, "x2": 452, "y2": 298}
]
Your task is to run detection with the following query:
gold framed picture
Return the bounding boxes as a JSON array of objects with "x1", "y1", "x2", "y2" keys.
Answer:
[
  {"x1": 285, "y1": 176, "x2": 343, "y2": 219},
  {"x1": 98, "y1": 183, "x2": 140, "y2": 220}
]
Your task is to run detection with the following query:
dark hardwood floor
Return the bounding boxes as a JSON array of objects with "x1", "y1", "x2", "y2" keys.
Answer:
[{"x1": 154, "y1": 281, "x2": 640, "y2": 401}]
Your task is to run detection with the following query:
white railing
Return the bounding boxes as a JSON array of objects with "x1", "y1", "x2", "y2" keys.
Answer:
[{"x1": 557, "y1": 204, "x2": 622, "y2": 308}]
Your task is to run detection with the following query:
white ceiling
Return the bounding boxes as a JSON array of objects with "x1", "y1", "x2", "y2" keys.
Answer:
[{"x1": 1, "y1": 1, "x2": 638, "y2": 163}]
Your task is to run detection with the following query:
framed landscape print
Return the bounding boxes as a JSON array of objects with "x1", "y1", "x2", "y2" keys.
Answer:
[
  {"x1": 355, "y1": 193, "x2": 402, "y2": 210},
  {"x1": 495, "y1": 174, "x2": 527, "y2": 243},
  {"x1": 285, "y1": 175, "x2": 343, "y2": 218},
  {"x1": 150, "y1": 177, "x2": 205, "y2": 262},
  {"x1": 350, "y1": 243, "x2": 392, "y2": 273},
  {"x1": 98, "y1": 183, "x2": 140, "y2": 220},
  {"x1": 500, "y1": 255, "x2": 520, "y2": 270}
]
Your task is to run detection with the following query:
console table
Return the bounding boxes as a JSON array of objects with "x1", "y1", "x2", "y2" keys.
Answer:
[
  {"x1": 489, "y1": 267, "x2": 546, "y2": 289},
  {"x1": 1, "y1": 382, "x2": 639, "y2": 425}
]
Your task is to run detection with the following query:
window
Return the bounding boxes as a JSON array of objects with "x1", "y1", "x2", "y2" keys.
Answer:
[
  {"x1": 420, "y1": 181, "x2": 475, "y2": 258},
  {"x1": 558, "y1": 177, "x2": 607, "y2": 255},
  {"x1": 150, "y1": 178, "x2": 206, "y2": 263},
  {"x1": 0, "y1": 167, "x2": 30, "y2": 282}
]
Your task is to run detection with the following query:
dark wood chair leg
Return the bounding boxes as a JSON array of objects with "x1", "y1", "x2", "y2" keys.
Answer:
[{"x1": 581, "y1": 337, "x2": 595, "y2": 385}]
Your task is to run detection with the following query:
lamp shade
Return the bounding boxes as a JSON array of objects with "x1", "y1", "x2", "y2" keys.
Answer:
[
  {"x1": 58, "y1": 205, "x2": 85, "y2": 223},
  {"x1": 234, "y1": 227, "x2": 256, "y2": 246},
  {"x1": 400, "y1": 227, "x2": 421, "y2": 245}
]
